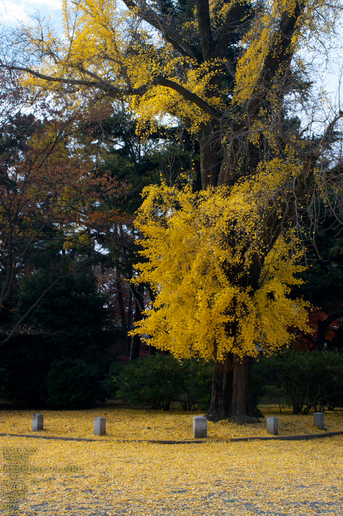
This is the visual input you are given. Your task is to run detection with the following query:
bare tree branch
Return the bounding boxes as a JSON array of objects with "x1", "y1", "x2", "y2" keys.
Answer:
[{"x1": 0, "y1": 63, "x2": 147, "y2": 97}]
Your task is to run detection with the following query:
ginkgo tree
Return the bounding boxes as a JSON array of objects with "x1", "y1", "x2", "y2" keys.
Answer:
[
  {"x1": 131, "y1": 178, "x2": 311, "y2": 418},
  {"x1": 2, "y1": 0, "x2": 343, "y2": 420}
]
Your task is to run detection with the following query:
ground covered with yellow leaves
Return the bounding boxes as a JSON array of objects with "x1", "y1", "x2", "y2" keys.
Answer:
[{"x1": 0, "y1": 405, "x2": 342, "y2": 515}]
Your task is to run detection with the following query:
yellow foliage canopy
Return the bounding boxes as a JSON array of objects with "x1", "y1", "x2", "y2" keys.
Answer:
[
  {"x1": 15, "y1": 0, "x2": 340, "y2": 138},
  {"x1": 131, "y1": 181, "x2": 310, "y2": 361}
]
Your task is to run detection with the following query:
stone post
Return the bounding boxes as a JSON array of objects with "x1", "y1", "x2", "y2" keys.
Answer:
[
  {"x1": 94, "y1": 417, "x2": 106, "y2": 436},
  {"x1": 314, "y1": 412, "x2": 324, "y2": 430},
  {"x1": 32, "y1": 414, "x2": 44, "y2": 432},
  {"x1": 193, "y1": 416, "x2": 207, "y2": 438},
  {"x1": 266, "y1": 416, "x2": 278, "y2": 435}
]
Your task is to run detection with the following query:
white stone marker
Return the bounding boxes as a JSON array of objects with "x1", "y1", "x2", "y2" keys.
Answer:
[
  {"x1": 314, "y1": 412, "x2": 324, "y2": 430},
  {"x1": 266, "y1": 416, "x2": 278, "y2": 435},
  {"x1": 94, "y1": 417, "x2": 106, "y2": 436},
  {"x1": 193, "y1": 416, "x2": 207, "y2": 438},
  {"x1": 32, "y1": 413, "x2": 44, "y2": 432}
]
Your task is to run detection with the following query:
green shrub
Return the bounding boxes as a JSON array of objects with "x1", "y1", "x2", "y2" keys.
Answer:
[
  {"x1": 114, "y1": 354, "x2": 213, "y2": 411},
  {"x1": 251, "y1": 361, "x2": 268, "y2": 406},
  {"x1": 177, "y1": 359, "x2": 213, "y2": 411},
  {"x1": 101, "y1": 362, "x2": 124, "y2": 400},
  {"x1": 256, "y1": 349, "x2": 343, "y2": 413},
  {"x1": 45, "y1": 358, "x2": 103, "y2": 409},
  {"x1": 115, "y1": 354, "x2": 184, "y2": 410}
]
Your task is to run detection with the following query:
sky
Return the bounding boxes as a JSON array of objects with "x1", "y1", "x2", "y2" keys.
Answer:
[{"x1": 0, "y1": 0, "x2": 64, "y2": 33}]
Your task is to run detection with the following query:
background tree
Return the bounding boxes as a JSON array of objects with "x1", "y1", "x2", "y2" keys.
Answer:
[
  {"x1": 74, "y1": 105, "x2": 198, "y2": 359},
  {"x1": 295, "y1": 209, "x2": 343, "y2": 350},
  {"x1": 0, "y1": 75, "x2": 127, "y2": 344}
]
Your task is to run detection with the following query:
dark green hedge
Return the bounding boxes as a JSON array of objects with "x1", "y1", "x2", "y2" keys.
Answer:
[
  {"x1": 254, "y1": 349, "x2": 343, "y2": 413},
  {"x1": 112, "y1": 354, "x2": 212, "y2": 411}
]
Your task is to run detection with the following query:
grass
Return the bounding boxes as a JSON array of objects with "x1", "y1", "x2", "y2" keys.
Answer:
[{"x1": 0, "y1": 404, "x2": 342, "y2": 515}]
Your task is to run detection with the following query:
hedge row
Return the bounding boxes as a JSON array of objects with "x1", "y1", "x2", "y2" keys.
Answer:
[
  {"x1": 106, "y1": 355, "x2": 213, "y2": 411},
  {"x1": 254, "y1": 349, "x2": 343, "y2": 414},
  {"x1": 109, "y1": 350, "x2": 343, "y2": 414}
]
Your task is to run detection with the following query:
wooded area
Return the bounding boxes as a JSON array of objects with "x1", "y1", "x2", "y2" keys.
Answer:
[{"x1": 0, "y1": 0, "x2": 342, "y2": 420}]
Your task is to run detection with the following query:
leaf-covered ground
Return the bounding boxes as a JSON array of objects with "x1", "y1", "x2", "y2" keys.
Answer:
[{"x1": 0, "y1": 405, "x2": 342, "y2": 515}]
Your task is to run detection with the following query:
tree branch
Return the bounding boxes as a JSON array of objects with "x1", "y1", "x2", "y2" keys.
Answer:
[
  {"x1": 263, "y1": 1, "x2": 305, "y2": 82},
  {"x1": 215, "y1": 1, "x2": 252, "y2": 58},
  {"x1": 316, "y1": 110, "x2": 343, "y2": 156},
  {"x1": 247, "y1": 1, "x2": 305, "y2": 117},
  {"x1": 0, "y1": 62, "x2": 224, "y2": 121},
  {"x1": 121, "y1": 0, "x2": 201, "y2": 61},
  {"x1": 153, "y1": 76, "x2": 223, "y2": 120},
  {"x1": 0, "y1": 63, "x2": 147, "y2": 98}
]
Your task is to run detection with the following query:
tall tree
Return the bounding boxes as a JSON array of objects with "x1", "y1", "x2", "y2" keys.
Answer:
[{"x1": 2, "y1": 0, "x2": 343, "y2": 420}]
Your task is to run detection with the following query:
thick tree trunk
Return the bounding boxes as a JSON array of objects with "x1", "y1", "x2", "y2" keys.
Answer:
[
  {"x1": 232, "y1": 355, "x2": 247, "y2": 417},
  {"x1": 206, "y1": 353, "x2": 263, "y2": 423},
  {"x1": 206, "y1": 354, "x2": 233, "y2": 420},
  {"x1": 199, "y1": 119, "x2": 265, "y2": 423}
]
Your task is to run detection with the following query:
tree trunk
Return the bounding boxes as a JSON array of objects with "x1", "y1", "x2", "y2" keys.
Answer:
[
  {"x1": 200, "y1": 120, "x2": 222, "y2": 188},
  {"x1": 206, "y1": 354, "x2": 233, "y2": 421},
  {"x1": 129, "y1": 302, "x2": 142, "y2": 361},
  {"x1": 316, "y1": 311, "x2": 343, "y2": 350},
  {"x1": 232, "y1": 355, "x2": 247, "y2": 417},
  {"x1": 199, "y1": 122, "x2": 264, "y2": 422},
  {"x1": 206, "y1": 353, "x2": 263, "y2": 423},
  {"x1": 129, "y1": 284, "x2": 145, "y2": 361},
  {"x1": 116, "y1": 277, "x2": 127, "y2": 333},
  {"x1": 316, "y1": 319, "x2": 327, "y2": 351}
]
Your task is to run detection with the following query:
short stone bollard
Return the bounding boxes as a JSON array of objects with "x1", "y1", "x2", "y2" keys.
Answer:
[
  {"x1": 193, "y1": 416, "x2": 207, "y2": 438},
  {"x1": 94, "y1": 417, "x2": 106, "y2": 436},
  {"x1": 266, "y1": 416, "x2": 278, "y2": 436},
  {"x1": 32, "y1": 413, "x2": 44, "y2": 432},
  {"x1": 314, "y1": 412, "x2": 324, "y2": 430}
]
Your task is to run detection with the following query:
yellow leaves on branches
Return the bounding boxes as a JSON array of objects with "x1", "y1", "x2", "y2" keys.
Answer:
[{"x1": 131, "y1": 178, "x2": 310, "y2": 361}]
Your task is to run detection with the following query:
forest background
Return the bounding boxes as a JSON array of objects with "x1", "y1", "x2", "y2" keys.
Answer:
[{"x1": 0, "y1": 0, "x2": 343, "y2": 421}]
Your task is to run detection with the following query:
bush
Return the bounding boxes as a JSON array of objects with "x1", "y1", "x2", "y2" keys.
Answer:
[
  {"x1": 115, "y1": 354, "x2": 184, "y2": 410},
  {"x1": 45, "y1": 358, "x2": 103, "y2": 409},
  {"x1": 177, "y1": 359, "x2": 213, "y2": 411},
  {"x1": 0, "y1": 270, "x2": 112, "y2": 406},
  {"x1": 114, "y1": 354, "x2": 213, "y2": 411},
  {"x1": 101, "y1": 362, "x2": 124, "y2": 400},
  {"x1": 255, "y1": 349, "x2": 343, "y2": 413}
]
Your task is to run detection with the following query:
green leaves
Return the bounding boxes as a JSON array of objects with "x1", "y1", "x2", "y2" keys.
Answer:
[{"x1": 115, "y1": 354, "x2": 212, "y2": 411}]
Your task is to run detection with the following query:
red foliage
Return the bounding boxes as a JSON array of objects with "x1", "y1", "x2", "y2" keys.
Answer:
[{"x1": 294, "y1": 309, "x2": 342, "y2": 351}]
